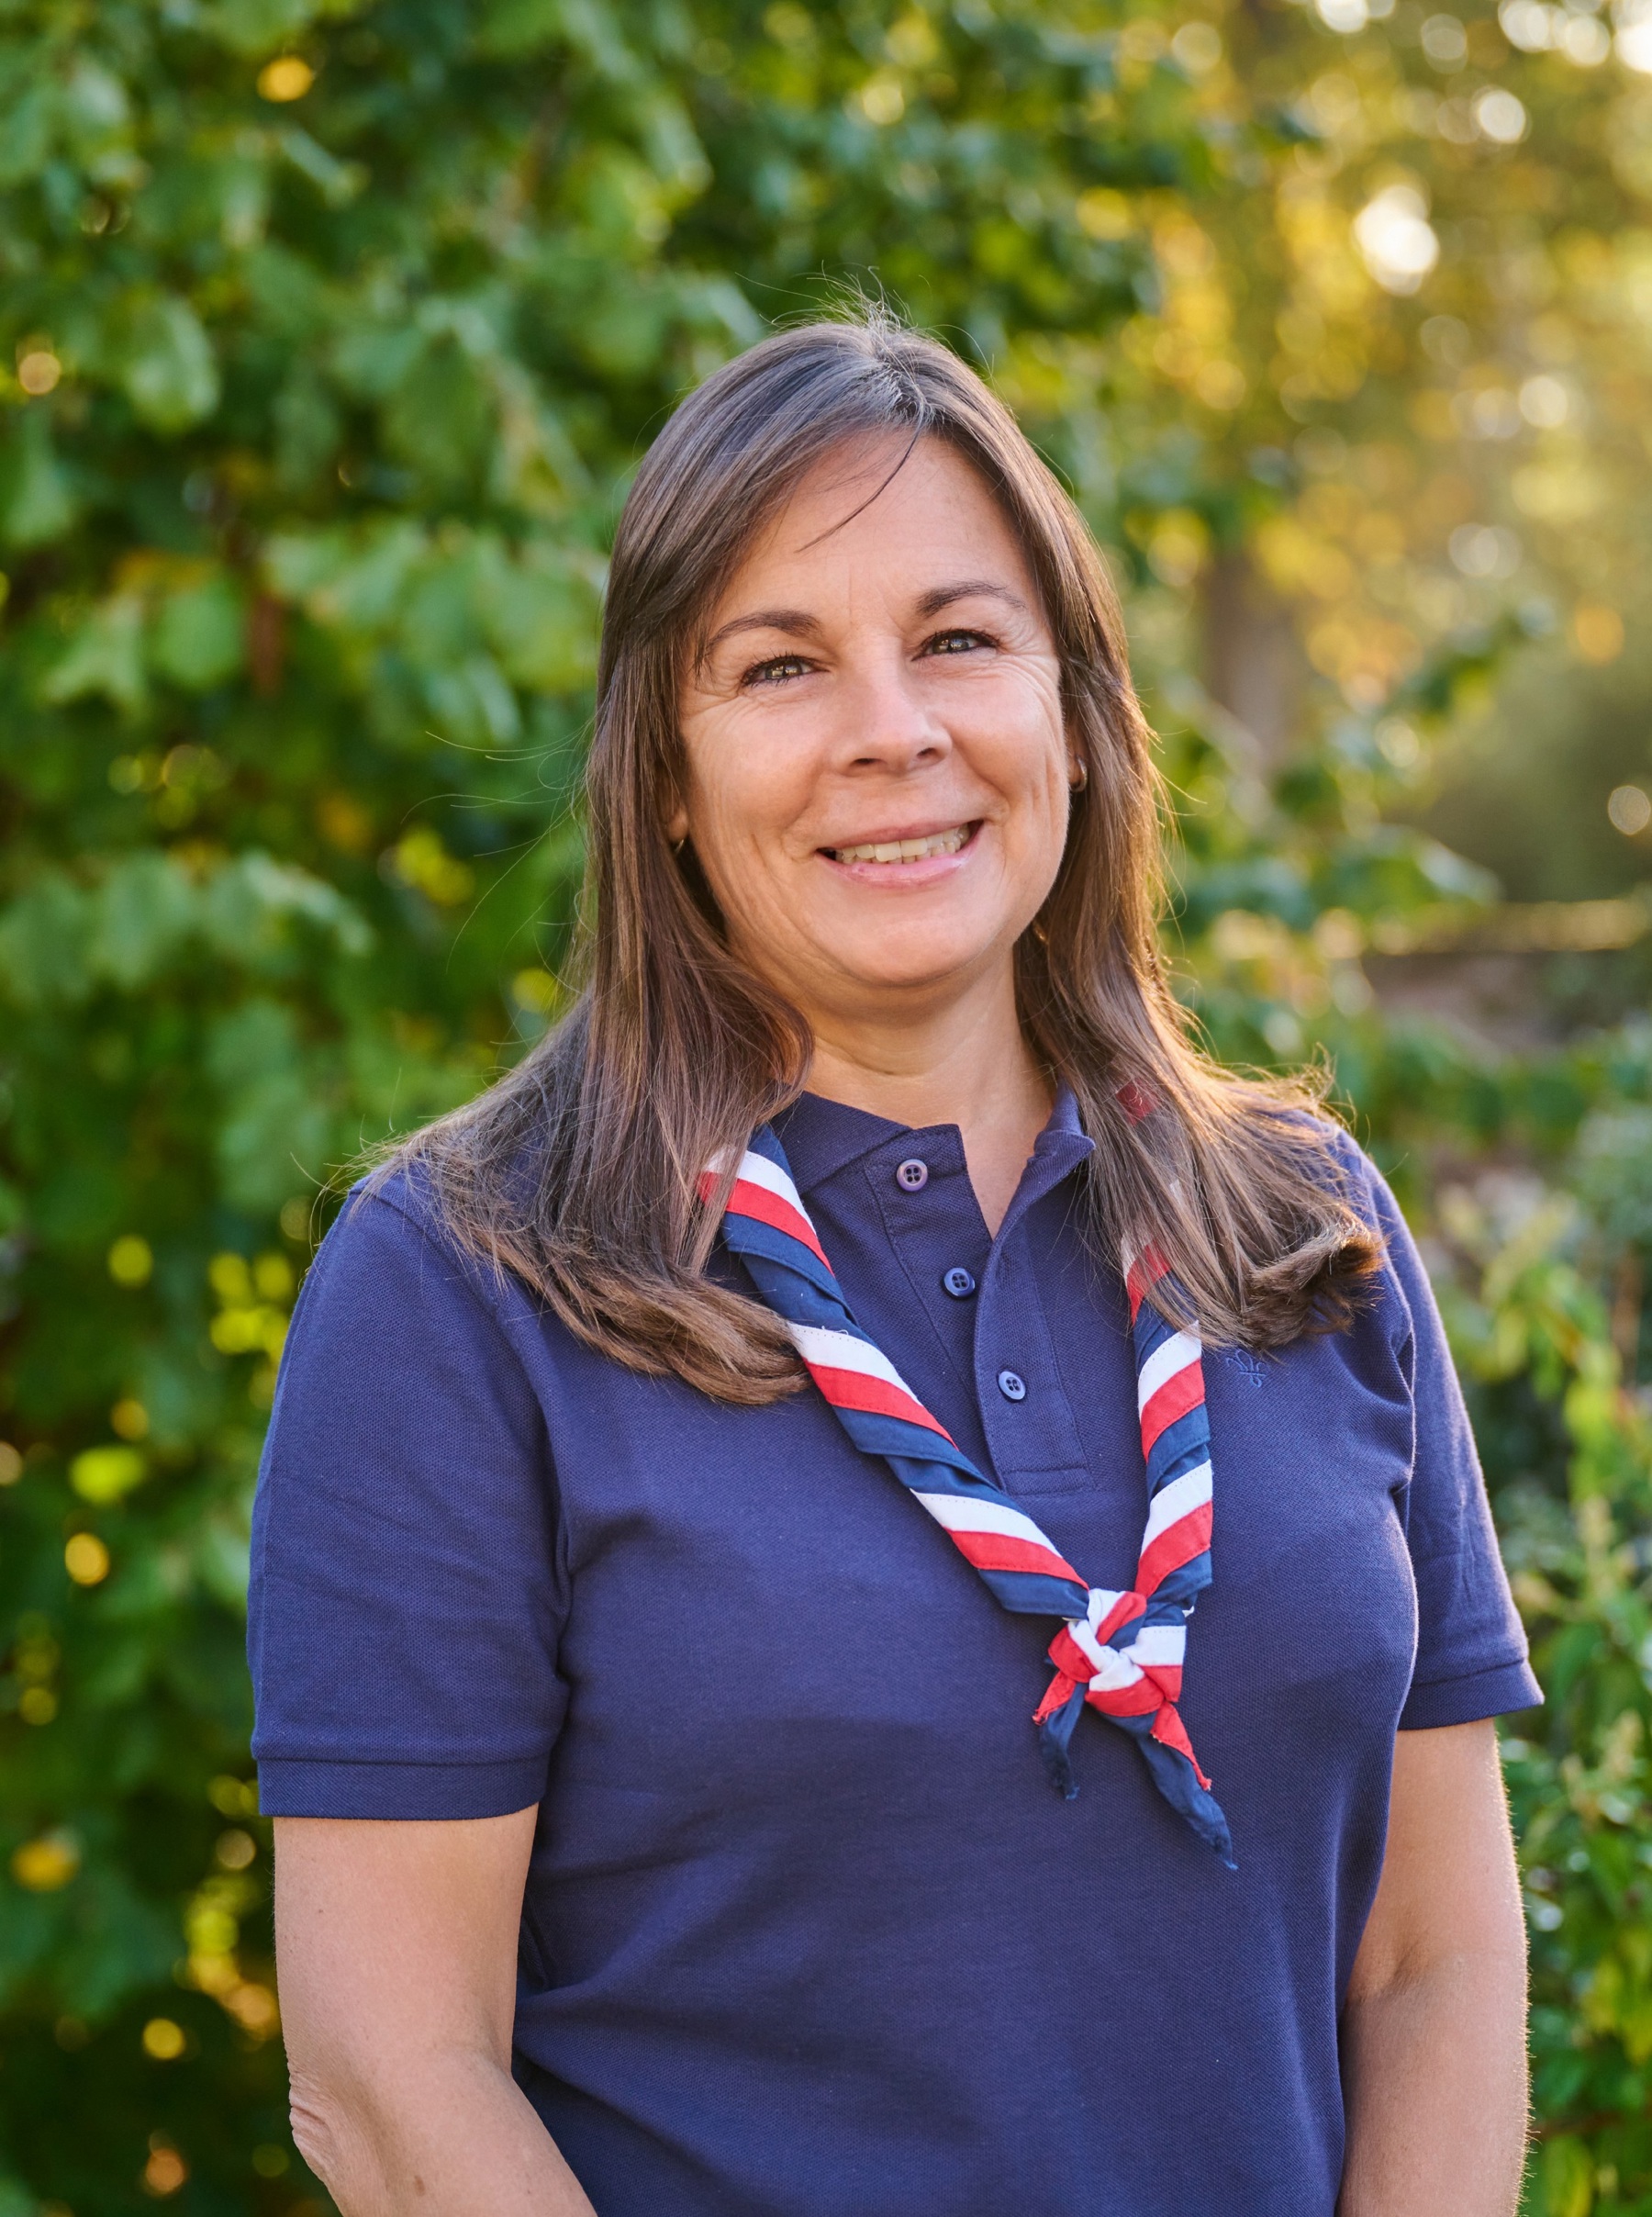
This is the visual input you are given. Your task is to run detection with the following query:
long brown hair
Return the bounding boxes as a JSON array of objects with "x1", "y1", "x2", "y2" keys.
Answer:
[{"x1": 389, "y1": 309, "x2": 1379, "y2": 1402}]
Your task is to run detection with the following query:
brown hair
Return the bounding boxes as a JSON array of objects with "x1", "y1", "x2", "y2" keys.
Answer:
[{"x1": 388, "y1": 309, "x2": 1379, "y2": 1401}]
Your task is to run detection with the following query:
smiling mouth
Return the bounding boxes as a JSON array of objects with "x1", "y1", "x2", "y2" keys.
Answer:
[{"x1": 823, "y1": 823, "x2": 975, "y2": 865}]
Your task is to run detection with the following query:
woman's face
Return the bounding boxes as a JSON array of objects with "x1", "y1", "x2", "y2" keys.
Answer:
[{"x1": 674, "y1": 435, "x2": 1077, "y2": 1033}]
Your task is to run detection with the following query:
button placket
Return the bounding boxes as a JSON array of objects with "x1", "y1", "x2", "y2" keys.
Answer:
[{"x1": 972, "y1": 1212, "x2": 1091, "y2": 1490}]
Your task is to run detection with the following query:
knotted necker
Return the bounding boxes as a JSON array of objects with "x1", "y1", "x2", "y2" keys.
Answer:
[{"x1": 707, "y1": 1128, "x2": 1235, "y2": 1868}]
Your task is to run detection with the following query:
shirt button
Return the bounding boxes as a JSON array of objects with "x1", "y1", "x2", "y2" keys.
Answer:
[
  {"x1": 997, "y1": 1369, "x2": 1027, "y2": 1403},
  {"x1": 896, "y1": 1159, "x2": 929, "y2": 1192},
  {"x1": 943, "y1": 1267, "x2": 976, "y2": 1299}
]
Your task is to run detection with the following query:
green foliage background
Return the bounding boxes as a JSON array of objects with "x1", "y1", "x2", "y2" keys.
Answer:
[{"x1": 3, "y1": 0, "x2": 1652, "y2": 2211}]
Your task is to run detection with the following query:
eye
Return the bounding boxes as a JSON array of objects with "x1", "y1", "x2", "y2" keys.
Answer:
[
  {"x1": 741, "y1": 653, "x2": 815, "y2": 689},
  {"x1": 921, "y1": 627, "x2": 995, "y2": 658}
]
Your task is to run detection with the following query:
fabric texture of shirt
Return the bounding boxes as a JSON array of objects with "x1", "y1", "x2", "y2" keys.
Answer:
[{"x1": 249, "y1": 1090, "x2": 1539, "y2": 2217}]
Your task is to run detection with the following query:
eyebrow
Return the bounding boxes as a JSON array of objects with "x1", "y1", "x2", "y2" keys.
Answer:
[
  {"x1": 702, "y1": 608, "x2": 824, "y2": 654},
  {"x1": 913, "y1": 579, "x2": 1030, "y2": 619},
  {"x1": 702, "y1": 579, "x2": 1029, "y2": 658}
]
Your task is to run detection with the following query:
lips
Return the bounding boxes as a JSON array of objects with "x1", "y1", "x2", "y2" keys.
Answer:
[{"x1": 823, "y1": 824, "x2": 973, "y2": 865}]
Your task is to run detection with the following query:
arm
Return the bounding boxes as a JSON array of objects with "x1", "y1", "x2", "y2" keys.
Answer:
[
  {"x1": 274, "y1": 1810, "x2": 597, "y2": 2217},
  {"x1": 1338, "y1": 1720, "x2": 1529, "y2": 2217}
]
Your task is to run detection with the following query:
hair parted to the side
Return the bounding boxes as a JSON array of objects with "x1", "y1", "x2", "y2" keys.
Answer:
[{"x1": 386, "y1": 307, "x2": 1380, "y2": 1402}]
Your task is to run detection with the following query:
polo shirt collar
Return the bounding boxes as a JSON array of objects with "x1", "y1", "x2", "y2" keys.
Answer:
[{"x1": 772, "y1": 1081, "x2": 1095, "y2": 1217}]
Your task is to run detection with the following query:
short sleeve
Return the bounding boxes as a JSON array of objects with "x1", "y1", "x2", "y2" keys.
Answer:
[
  {"x1": 1351, "y1": 1152, "x2": 1541, "y2": 1730},
  {"x1": 248, "y1": 1174, "x2": 568, "y2": 1818}
]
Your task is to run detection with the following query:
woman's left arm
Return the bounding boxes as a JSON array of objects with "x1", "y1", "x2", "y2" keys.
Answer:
[{"x1": 1338, "y1": 1719, "x2": 1529, "y2": 2216}]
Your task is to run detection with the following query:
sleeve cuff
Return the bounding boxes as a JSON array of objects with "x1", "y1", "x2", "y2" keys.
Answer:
[
  {"x1": 1399, "y1": 1656, "x2": 1543, "y2": 1731},
  {"x1": 255, "y1": 1753, "x2": 548, "y2": 1820}
]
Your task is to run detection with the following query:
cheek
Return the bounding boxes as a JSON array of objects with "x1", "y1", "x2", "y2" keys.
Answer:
[
  {"x1": 974, "y1": 687, "x2": 1069, "y2": 833},
  {"x1": 680, "y1": 718, "x2": 817, "y2": 912}
]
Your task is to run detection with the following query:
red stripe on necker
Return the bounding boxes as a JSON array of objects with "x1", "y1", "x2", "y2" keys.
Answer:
[
  {"x1": 1135, "y1": 1498, "x2": 1213, "y2": 1596},
  {"x1": 1125, "y1": 1242, "x2": 1171, "y2": 1321},
  {"x1": 1151, "y1": 1700, "x2": 1213, "y2": 1791},
  {"x1": 946, "y1": 1529, "x2": 1086, "y2": 1583},
  {"x1": 803, "y1": 1364, "x2": 956, "y2": 1443},
  {"x1": 726, "y1": 1179, "x2": 832, "y2": 1270},
  {"x1": 1140, "y1": 1361, "x2": 1205, "y2": 1457},
  {"x1": 1085, "y1": 1678, "x2": 1162, "y2": 1719}
]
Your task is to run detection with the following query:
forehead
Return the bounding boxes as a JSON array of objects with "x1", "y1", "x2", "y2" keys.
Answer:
[{"x1": 706, "y1": 433, "x2": 1035, "y2": 614}]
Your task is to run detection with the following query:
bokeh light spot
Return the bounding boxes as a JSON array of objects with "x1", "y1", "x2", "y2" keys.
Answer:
[
  {"x1": 1572, "y1": 604, "x2": 1625, "y2": 664},
  {"x1": 70, "y1": 1446, "x2": 146, "y2": 1505},
  {"x1": 1354, "y1": 185, "x2": 1440, "y2": 295},
  {"x1": 1171, "y1": 20, "x2": 1223, "y2": 70},
  {"x1": 107, "y1": 1236, "x2": 153, "y2": 1288},
  {"x1": 143, "y1": 2139, "x2": 188, "y2": 2194},
  {"x1": 64, "y1": 1532, "x2": 111, "y2": 1586},
  {"x1": 1420, "y1": 12, "x2": 1468, "y2": 64},
  {"x1": 257, "y1": 56, "x2": 313, "y2": 101},
  {"x1": 110, "y1": 1398, "x2": 150, "y2": 1441},
  {"x1": 141, "y1": 2018, "x2": 186, "y2": 2061},
  {"x1": 17, "y1": 349, "x2": 61, "y2": 395},
  {"x1": 12, "y1": 1833, "x2": 80, "y2": 1890}
]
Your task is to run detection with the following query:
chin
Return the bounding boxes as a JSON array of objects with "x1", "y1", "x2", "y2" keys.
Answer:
[{"x1": 826, "y1": 930, "x2": 1004, "y2": 997}]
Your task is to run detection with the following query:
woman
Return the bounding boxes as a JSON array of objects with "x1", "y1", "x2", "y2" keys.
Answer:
[{"x1": 252, "y1": 315, "x2": 1538, "y2": 2217}]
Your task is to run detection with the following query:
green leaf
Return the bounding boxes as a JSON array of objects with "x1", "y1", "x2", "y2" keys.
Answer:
[
  {"x1": 201, "y1": 852, "x2": 372, "y2": 960},
  {"x1": 0, "y1": 410, "x2": 76, "y2": 548},
  {"x1": 1539, "y1": 2135, "x2": 1595, "y2": 2217},
  {"x1": 40, "y1": 596, "x2": 147, "y2": 715},
  {"x1": 60, "y1": 59, "x2": 131, "y2": 162},
  {"x1": 150, "y1": 574, "x2": 246, "y2": 691},
  {"x1": 88, "y1": 853, "x2": 199, "y2": 989},
  {"x1": 475, "y1": 0, "x2": 569, "y2": 58},
  {"x1": 0, "y1": 872, "x2": 94, "y2": 1006},
  {"x1": 0, "y1": 82, "x2": 55, "y2": 190},
  {"x1": 486, "y1": 554, "x2": 600, "y2": 691},
  {"x1": 120, "y1": 298, "x2": 220, "y2": 434},
  {"x1": 206, "y1": 1000, "x2": 335, "y2": 1210},
  {"x1": 199, "y1": 0, "x2": 326, "y2": 58},
  {"x1": 276, "y1": 123, "x2": 367, "y2": 207}
]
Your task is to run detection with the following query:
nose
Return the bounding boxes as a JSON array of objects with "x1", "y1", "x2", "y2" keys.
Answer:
[{"x1": 835, "y1": 651, "x2": 951, "y2": 776}]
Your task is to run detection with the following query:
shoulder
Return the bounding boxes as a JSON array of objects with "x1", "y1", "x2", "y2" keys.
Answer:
[
  {"x1": 1246, "y1": 1102, "x2": 1407, "y2": 1257},
  {"x1": 1313, "y1": 1123, "x2": 1416, "y2": 1256},
  {"x1": 282, "y1": 1159, "x2": 541, "y2": 1394},
  {"x1": 1256, "y1": 1105, "x2": 1399, "y2": 1232},
  {"x1": 1312, "y1": 1121, "x2": 1392, "y2": 1219},
  {"x1": 259, "y1": 1162, "x2": 563, "y2": 1543},
  {"x1": 1241, "y1": 1108, "x2": 1422, "y2": 1352},
  {"x1": 1309, "y1": 1123, "x2": 1445, "y2": 1356}
]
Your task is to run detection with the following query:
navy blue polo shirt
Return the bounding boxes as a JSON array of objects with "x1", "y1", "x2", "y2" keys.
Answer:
[{"x1": 249, "y1": 1090, "x2": 1538, "y2": 2217}]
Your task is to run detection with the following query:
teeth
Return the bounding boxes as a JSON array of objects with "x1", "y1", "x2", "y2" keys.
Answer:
[{"x1": 831, "y1": 826, "x2": 970, "y2": 865}]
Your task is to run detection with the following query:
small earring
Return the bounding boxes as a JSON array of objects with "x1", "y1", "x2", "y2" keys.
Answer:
[{"x1": 1069, "y1": 758, "x2": 1088, "y2": 792}]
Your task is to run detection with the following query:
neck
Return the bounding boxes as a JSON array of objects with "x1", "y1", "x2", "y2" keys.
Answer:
[{"x1": 800, "y1": 968, "x2": 1052, "y2": 1237}]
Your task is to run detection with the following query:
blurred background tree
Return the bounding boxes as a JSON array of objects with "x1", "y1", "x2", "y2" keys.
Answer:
[{"x1": 2, "y1": 0, "x2": 1650, "y2": 2210}]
